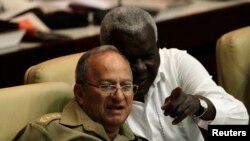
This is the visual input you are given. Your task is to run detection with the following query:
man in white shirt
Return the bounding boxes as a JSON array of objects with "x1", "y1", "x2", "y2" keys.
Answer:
[{"x1": 100, "y1": 6, "x2": 249, "y2": 141}]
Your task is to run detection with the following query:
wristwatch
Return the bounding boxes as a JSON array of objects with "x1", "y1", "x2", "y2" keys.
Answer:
[{"x1": 196, "y1": 98, "x2": 208, "y2": 118}]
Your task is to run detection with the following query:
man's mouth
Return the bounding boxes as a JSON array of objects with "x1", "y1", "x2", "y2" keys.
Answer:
[
  {"x1": 106, "y1": 105, "x2": 125, "y2": 115},
  {"x1": 106, "y1": 105, "x2": 124, "y2": 110}
]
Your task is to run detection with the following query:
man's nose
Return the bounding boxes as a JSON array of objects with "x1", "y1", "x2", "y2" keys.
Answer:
[
  {"x1": 132, "y1": 59, "x2": 146, "y2": 72},
  {"x1": 111, "y1": 87, "x2": 125, "y2": 101}
]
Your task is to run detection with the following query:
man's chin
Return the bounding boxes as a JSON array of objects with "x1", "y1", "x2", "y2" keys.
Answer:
[{"x1": 105, "y1": 118, "x2": 126, "y2": 126}]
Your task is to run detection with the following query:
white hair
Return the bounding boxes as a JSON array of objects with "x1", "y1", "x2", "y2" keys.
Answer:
[{"x1": 100, "y1": 6, "x2": 158, "y2": 44}]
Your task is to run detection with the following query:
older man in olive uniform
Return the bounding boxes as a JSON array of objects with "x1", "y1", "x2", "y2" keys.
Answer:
[{"x1": 14, "y1": 45, "x2": 146, "y2": 141}]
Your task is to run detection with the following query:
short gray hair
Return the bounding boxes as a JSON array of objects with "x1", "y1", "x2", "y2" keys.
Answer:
[{"x1": 100, "y1": 6, "x2": 158, "y2": 44}]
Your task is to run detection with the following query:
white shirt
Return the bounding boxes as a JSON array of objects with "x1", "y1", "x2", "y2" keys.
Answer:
[{"x1": 127, "y1": 48, "x2": 249, "y2": 141}]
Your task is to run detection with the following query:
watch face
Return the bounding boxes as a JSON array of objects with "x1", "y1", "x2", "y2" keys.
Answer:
[{"x1": 200, "y1": 99, "x2": 208, "y2": 110}]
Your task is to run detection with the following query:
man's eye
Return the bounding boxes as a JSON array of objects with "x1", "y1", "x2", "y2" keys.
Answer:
[
  {"x1": 101, "y1": 85, "x2": 115, "y2": 90},
  {"x1": 122, "y1": 85, "x2": 132, "y2": 92},
  {"x1": 144, "y1": 54, "x2": 155, "y2": 60}
]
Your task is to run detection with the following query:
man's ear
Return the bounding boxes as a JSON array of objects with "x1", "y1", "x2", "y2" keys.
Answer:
[{"x1": 74, "y1": 84, "x2": 84, "y2": 105}]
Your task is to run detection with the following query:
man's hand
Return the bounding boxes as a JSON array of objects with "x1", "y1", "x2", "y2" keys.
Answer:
[{"x1": 161, "y1": 87, "x2": 200, "y2": 125}]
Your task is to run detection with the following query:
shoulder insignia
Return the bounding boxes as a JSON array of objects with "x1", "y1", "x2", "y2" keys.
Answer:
[{"x1": 36, "y1": 112, "x2": 62, "y2": 126}]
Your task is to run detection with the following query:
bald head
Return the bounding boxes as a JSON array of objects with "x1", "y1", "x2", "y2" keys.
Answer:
[{"x1": 75, "y1": 45, "x2": 131, "y2": 84}]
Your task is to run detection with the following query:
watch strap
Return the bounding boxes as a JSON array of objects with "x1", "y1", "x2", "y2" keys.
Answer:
[{"x1": 195, "y1": 98, "x2": 208, "y2": 118}]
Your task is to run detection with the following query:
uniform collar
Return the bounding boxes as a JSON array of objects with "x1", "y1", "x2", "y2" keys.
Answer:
[{"x1": 60, "y1": 99, "x2": 136, "y2": 140}]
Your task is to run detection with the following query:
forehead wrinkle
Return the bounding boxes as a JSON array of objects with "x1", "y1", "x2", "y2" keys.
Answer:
[{"x1": 88, "y1": 52, "x2": 133, "y2": 81}]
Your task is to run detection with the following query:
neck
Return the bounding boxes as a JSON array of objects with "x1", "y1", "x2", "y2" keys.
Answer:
[{"x1": 105, "y1": 126, "x2": 120, "y2": 141}]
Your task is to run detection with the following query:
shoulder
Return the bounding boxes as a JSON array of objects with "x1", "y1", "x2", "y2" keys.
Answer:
[
  {"x1": 160, "y1": 48, "x2": 187, "y2": 56},
  {"x1": 160, "y1": 48, "x2": 201, "y2": 68},
  {"x1": 35, "y1": 112, "x2": 62, "y2": 127},
  {"x1": 159, "y1": 48, "x2": 189, "y2": 64},
  {"x1": 13, "y1": 114, "x2": 61, "y2": 141}
]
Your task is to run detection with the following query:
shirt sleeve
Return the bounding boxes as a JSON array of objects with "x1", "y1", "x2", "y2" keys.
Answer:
[
  {"x1": 175, "y1": 50, "x2": 249, "y2": 129},
  {"x1": 13, "y1": 123, "x2": 51, "y2": 141}
]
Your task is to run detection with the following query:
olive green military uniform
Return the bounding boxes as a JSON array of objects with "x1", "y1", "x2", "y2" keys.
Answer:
[{"x1": 14, "y1": 99, "x2": 146, "y2": 141}]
